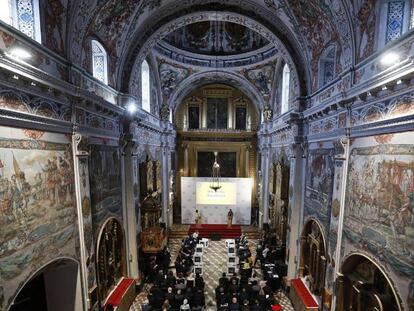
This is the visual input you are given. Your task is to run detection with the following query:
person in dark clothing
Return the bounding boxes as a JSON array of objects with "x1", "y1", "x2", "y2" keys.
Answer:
[
  {"x1": 165, "y1": 287, "x2": 175, "y2": 308},
  {"x1": 194, "y1": 272, "x2": 204, "y2": 290},
  {"x1": 216, "y1": 286, "x2": 229, "y2": 306},
  {"x1": 167, "y1": 271, "x2": 177, "y2": 287},
  {"x1": 219, "y1": 272, "x2": 229, "y2": 288},
  {"x1": 250, "y1": 299, "x2": 260, "y2": 311},
  {"x1": 192, "y1": 288, "x2": 205, "y2": 310},
  {"x1": 229, "y1": 296, "x2": 240, "y2": 311},
  {"x1": 174, "y1": 289, "x2": 185, "y2": 310}
]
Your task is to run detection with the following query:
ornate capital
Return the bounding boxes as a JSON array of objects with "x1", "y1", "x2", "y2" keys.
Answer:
[{"x1": 73, "y1": 133, "x2": 89, "y2": 156}]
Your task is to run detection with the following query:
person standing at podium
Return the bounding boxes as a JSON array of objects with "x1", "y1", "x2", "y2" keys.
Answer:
[
  {"x1": 195, "y1": 209, "x2": 202, "y2": 227},
  {"x1": 227, "y1": 208, "x2": 234, "y2": 227}
]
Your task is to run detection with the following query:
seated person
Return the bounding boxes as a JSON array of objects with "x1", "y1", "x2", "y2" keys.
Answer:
[
  {"x1": 195, "y1": 272, "x2": 204, "y2": 290},
  {"x1": 219, "y1": 272, "x2": 229, "y2": 288}
]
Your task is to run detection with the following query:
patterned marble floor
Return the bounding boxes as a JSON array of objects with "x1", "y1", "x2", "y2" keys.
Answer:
[{"x1": 130, "y1": 238, "x2": 295, "y2": 310}]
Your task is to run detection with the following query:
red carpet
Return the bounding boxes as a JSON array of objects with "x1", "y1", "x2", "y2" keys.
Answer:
[
  {"x1": 105, "y1": 278, "x2": 135, "y2": 307},
  {"x1": 188, "y1": 224, "x2": 241, "y2": 239},
  {"x1": 290, "y1": 278, "x2": 318, "y2": 308}
]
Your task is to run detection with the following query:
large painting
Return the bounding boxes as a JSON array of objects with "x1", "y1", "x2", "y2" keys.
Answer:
[
  {"x1": 343, "y1": 133, "x2": 414, "y2": 307},
  {"x1": 0, "y1": 127, "x2": 76, "y2": 310},
  {"x1": 89, "y1": 146, "x2": 122, "y2": 235},
  {"x1": 304, "y1": 148, "x2": 334, "y2": 230}
]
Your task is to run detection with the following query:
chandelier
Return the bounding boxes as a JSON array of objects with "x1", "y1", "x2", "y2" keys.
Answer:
[{"x1": 210, "y1": 151, "x2": 221, "y2": 191}]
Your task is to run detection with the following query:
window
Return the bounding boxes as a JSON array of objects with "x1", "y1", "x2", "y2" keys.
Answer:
[
  {"x1": 0, "y1": 0, "x2": 41, "y2": 43},
  {"x1": 91, "y1": 40, "x2": 108, "y2": 84},
  {"x1": 318, "y1": 45, "x2": 336, "y2": 88},
  {"x1": 378, "y1": 0, "x2": 411, "y2": 48},
  {"x1": 141, "y1": 60, "x2": 151, "y2": 113},
  {"x1": 207, "y1": 98, "x2": 228, "y2": 129},
  {"x1": 281, "y1": 63, "x2": 290, "y2": 114}
]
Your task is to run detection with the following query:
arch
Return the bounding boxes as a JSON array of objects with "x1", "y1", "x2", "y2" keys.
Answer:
[
  {"x1": 119, "y1": 9, "x2": 305, "y2": 98},
  {"x1": 95, "y1": 217, "x2": 127, "y2": 305},
  {"x1": 8, "y1": 257, "x2": 80, "y2": 311},
  {"x1": 169, "y1": 70, "x2": 265, "y2": 117},
  {"x1": 299, "y1": 218, "x2": 328, "y2": 299},
  {"x1": 91, "y1": 39, "x2": 108, "y2": 84},
  {"x1": 338, "y1": 253, "x2": 403, "y2": 311}
]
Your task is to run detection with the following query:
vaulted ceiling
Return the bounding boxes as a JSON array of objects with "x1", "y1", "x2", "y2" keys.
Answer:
[{"x1": 49, "y1": 0, "x2": 379, "y2": 95}]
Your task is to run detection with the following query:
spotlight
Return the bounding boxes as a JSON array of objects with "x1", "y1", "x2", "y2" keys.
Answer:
[
  {"x1": 7, "y1": 48, "x2": 32, "y2": 60},
  {"x1": 126, "y1": 102, "x2": 137, "y2": 114},
  {"x1": 381, "y1": 52, "x2": 399, "y2": 66}
]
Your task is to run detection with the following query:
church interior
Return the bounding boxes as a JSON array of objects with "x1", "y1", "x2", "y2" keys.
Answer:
[{"x1": 0, "y1": 1, "x2": 413, "y2": 310}]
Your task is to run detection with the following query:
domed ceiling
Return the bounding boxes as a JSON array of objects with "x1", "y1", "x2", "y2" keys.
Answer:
[{"x1": 162, "y1": 21, "x2": 270, "y2": 56}]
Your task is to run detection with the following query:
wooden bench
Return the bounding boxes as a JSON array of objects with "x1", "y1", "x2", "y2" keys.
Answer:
[{"x1": 104, "y1": 278, "x2": 135, "y2": 311}]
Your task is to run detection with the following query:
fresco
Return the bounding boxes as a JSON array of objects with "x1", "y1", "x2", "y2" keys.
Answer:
[
  {"x1": 304, "y1": 148, "x2": 334, "y2": 231},
  {"x1": 89, "y1": 146, "x2": 122, "y2": 236},
  {"x1": 0, "y1": 127, "x2": 76, "y2": 309},
  {"x1": 241, "y1": 62, "x2": 275, "y2": 101},
  {"x1": 343, "y1": 133, "x2": 414, "y2": 307},
  {"x1": 158, "y1": 60, "x2": 191, "y2": 100},
  {"x1": 41, "y1": 0, "x2": 68, "y2": 55}
]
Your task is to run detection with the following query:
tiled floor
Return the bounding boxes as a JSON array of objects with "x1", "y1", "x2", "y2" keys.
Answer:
[{"x1": 130, "y1": 238, "x2": 295, "y2": 310}]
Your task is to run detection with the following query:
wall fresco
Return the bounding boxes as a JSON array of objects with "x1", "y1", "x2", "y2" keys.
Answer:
[
  {"x1": 0, "y1": 126, "x2": 77, "y2": 310},
  {"x1": 304, "y1": 147, "x2": 334, "y2": 232},
  {"x1": 89, "y1": 146, "x2": 122, "y2": 237},
  {"x1": 343, "y1": 133, "x2": 414, "y2": 309},
  {"x1": 41, "y1": 0, "x2": 68, "y2": 55}
]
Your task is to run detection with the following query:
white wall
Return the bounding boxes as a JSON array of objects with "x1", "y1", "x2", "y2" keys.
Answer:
[{"x1": 181, "y1": 177, "x2": 252, "y2": 225}]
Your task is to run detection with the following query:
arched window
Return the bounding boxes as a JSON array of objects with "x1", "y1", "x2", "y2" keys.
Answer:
[
  {"x1": 141, "y1": 60, "x2": 151, "y2": 113},
  {"x1": 0, "y1": 0, "x2": 41, "y2": 43},
  {"x1": 319, "y1": 45, "x2": 336, "y2": 88},
  {"x1": 378, "y1": 0, "x2": 411, "y2": 48},
  {"x1": 91, "y1": 40, "x2": 108, "y2": 84},
  {"x1": 281, "y1": 63, "x2": 290, "y2": 114}
]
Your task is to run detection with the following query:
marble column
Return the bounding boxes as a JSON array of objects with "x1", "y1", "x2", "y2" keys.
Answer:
[
  {"x1": 260, "y1": 147, "x2": 270, "y2": 226},
  {"x1": 161, "y1": 146, "x2": 170, "y2": 226},
  {"x1": 122, "y1": 142, "x2": 140, "y2": 279},
  {"x1": 286, "y1": 143, "x2": 306, "y2": 280}
]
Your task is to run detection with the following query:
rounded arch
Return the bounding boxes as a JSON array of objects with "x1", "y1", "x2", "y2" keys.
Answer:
[
  {"x1": 169, "y1": 70, "x2": 265, "y2": 116},
  {"x1": 95, "y1": 217, "x2": 127, "y2": 305},
  {"x1": 339, "y1": 252, "x2": 403, "y2": 311},
  {"x1": 299, "y1": 218, "x2": 328, "y2": 298},
  {"x1": 119, "y1": 9, "x2": 307, "y2": 98},
  {"x1": 8, "y1": 256, "x2": 80, "y2": 311}
]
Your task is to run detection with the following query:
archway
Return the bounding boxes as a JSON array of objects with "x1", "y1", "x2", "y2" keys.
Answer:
[
  {"x1": 299, "y1": 219, "x2": 327, "y2": 300},
  {"x1": 337, "y1": 254, "x2": 402, "y2": 311},
  {"x1": 9, "y1": 258, "x2": 80, "y2": 311},
  {"x1": 96, "y1": 218, "x2": 127, "y2": 306}
]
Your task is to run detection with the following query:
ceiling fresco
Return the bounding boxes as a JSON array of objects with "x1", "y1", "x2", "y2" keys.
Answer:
[
  {"x1": 61, "y1": 0, "x2": 374, "y2": 94},
  {"x1": 162, "y1": 21, "x2": 270, "y2": 56}
]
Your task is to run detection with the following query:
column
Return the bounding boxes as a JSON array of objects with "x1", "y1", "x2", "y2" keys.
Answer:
[
  {"x1": 331, "y1": 136, "x2": 350, "y2": 310},
  {"x1": 286, "y1": 143, "x2": 306, "y2": 280},
  {"x1": 122, "y1": 142, "x2": 139, "y2": 279},
  {"x1": 161, "y1": 146, "x2": 170, "y2": 226},
  {"x1": 260, "y1": 147, "x2": 270, "y2": 226},
  {"x1": 72, "y1": 133, "x2": 94, "y2": 310},
  {"x1": 202, "y1": 99, "x2": 207, "y2": 128}
]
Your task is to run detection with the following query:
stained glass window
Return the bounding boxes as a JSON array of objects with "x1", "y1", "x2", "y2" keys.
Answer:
[
  {"x1": 386, "y1": 1, "x2": 405, "y2": 43},
  {"x1": 141, "y1": 60, "x2": 151, "y2": 112},
  {"x1": 92, "y1": 40, "x2": 108, "y2": 84},
  {"x1": 281, "y1": 63, "x2": 290, "y2": 114},
  {"x1": 0, "y1": 0, "x2": 41, "y2": 42}
]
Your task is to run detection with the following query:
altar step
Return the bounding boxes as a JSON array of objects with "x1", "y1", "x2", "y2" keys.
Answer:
[{"x1": 168, "y1": 224, "x2": 263, "y2": 240}]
